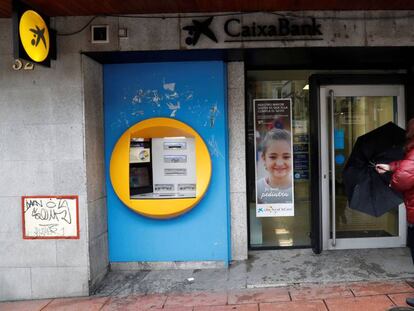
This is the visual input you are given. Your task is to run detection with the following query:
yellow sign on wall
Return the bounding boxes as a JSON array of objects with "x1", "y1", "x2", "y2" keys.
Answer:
[
  {"x1": 19, "y1": 10, "x2": 50, "y2": 62},
  {"x1": 13, "y1": 0, "x2": 54, "y2": 67}
]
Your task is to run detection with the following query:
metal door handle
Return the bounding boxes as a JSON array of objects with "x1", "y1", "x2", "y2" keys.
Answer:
[{"x1": 329, "y1": 89, "x2": 336, "y2": 247}]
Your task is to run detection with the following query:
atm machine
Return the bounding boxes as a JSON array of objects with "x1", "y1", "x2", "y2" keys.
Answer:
[{"x1": 129, "y1": 137, "x2": 196, "y2": 199}]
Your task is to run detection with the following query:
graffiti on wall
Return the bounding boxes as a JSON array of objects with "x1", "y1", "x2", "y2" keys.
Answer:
[{"x1": 22, "y1": 196, "x2": 79, "y2": 239}]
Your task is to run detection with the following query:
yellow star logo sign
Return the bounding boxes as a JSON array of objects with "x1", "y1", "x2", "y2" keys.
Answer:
[{"x1": 19, "y1": 10, "x2": 49, "y2": 62}]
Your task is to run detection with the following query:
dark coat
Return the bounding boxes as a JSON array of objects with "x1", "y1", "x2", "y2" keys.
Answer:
[{"x1": 390, "y1": 148, "x2": 414, "y2": 224}]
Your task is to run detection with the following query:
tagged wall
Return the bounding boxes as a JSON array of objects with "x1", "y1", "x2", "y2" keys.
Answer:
[
  {"x1": 0, "y1": 18, "x2": 90, "y2": 301},
  {"x1": 104, "y1": 61, "x2": 230, "y2": 263}
]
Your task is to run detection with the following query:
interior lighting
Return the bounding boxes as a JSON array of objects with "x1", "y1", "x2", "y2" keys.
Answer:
[
  {"x1": 278, "y1": 238, "x2": 293, "y2": 246},
  {"x1": 274, "y1": 228, "x2": 290, "y2": 235}
]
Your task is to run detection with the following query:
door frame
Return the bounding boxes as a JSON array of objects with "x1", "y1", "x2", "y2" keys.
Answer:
[
  {"x1": 320, "y1": 84, "x2": 406, "y2": 250},
  {"x1": 309, "y1": 74, "x2": 408, "y2": 254}
]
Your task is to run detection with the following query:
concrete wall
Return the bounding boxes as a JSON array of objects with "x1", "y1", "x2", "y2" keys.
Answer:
[
  {"x1": 0, "y1": 18, "x2": 108, "y2": 301},
  {"x1": 82, "y1": 56, "x2": 108, "y2": 291},
  {"x1": 50, "y1": 11, "x2": 414, "y2": 54},
  {"x1": 0, "y1": 18, "x2": 90, "y2": 301},
  {"x1": 228, "y1": 63, "x2": 248, "y2": 260}
]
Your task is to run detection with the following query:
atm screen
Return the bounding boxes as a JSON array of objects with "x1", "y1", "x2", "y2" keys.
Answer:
[
  {"x1": 130, "y1": 166, "x2": 150, "y2": 188},
  {"x1": 130, "y1": 164, "x2": 153, "y2": 196},
  {"x1": 130, "y1": 137, "x2": 153, "y2": 197}
]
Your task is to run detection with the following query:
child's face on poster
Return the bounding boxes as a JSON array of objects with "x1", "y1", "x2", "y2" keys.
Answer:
[{"x1": 262, "y1": 140, "x2": 292, "y2": 181}]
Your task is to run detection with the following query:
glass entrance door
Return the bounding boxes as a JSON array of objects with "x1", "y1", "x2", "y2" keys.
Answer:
[{"x1": 320, "y1": 85, "x2": 406, "y2": 250}]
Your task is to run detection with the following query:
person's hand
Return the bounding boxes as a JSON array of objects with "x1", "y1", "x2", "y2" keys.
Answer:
[{"x1": 376, "y1": 164, "x2": 390, "y2": 174}]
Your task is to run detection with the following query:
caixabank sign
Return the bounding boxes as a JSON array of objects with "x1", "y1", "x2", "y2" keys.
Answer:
[
  {"x1": 182, "y1": 15, "x2": 324, "y2": 46},
  {"x1": 224, "y1": 17, "x2": 323, "y2": 42},
  {"x1": 12, "y1": 0, "x2": 56, "y2": 67}
]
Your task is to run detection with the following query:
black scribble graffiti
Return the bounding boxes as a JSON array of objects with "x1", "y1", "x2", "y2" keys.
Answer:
[
  {"x1": 27, "y1": 199, "x2": 72, "y2": 224},
  {"x1": 24, "y1": 199, "x2": 43, "y2": 212}
]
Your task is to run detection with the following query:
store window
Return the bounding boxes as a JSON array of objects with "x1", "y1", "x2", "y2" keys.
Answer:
[{"x1": 246, "y1": 71, "x2": 312, "y2": 248}]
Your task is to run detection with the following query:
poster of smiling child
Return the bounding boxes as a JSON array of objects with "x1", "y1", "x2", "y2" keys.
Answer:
[{"x1": 254, "y1": 99, "x2": 294, "y2": 217}]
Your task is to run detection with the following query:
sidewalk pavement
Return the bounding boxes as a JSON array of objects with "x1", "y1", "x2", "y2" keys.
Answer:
[
  {"x1": 3, "y1": 279, "x2": 414, "y2": 311},
  {"x1": 3, "y1": 248, "x2": 414, "y2": 310}
]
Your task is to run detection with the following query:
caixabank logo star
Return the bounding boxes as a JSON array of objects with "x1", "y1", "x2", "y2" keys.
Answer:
[{"x1": 182, "y1": 16, "x2": 218, "y2": 46}]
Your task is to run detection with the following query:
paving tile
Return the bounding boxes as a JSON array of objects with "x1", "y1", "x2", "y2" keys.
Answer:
[
  {"x1": 43, "y1": 297, "x2": 109, "y2": 310},
  {"x1": 152, "y1": 307, "x2": 194, "y2": 311},
  {"x1": 260, "y1": 300, "x2": 327, "y2": 311},
  {"x1": 406, "y1": 279, "x2": 414, "y2": 289},
  {"x1": 0, "y1": 299, "x2": 51, "y2": 311},
  {"x1": 164, "y1": 292, "x2": 228, "y2": 307},
  {"x1": 101, "y1": 293, "x2": 167, "y2": 310},
  {"x1": 388, "y1": 292, "x2": 414, "y2": 307},
  {"x1": 290, "y1": 284, "x2": 353, "y2": 301},
  {"x1": 195, "y1": 304, "x2": 258, "y2": 311},
  {"x1": 350, "y1": 281, "x2": 414, "y2": 296},
  {"x1": 227, "y1": 288, "x2": 290, "y2": 305},
  {"x1": 325, "y1": 295, "x2": 395, "y2": 311}
]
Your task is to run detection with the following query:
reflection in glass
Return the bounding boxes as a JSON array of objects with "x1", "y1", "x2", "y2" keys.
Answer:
[
  {"x1": 331, "y1": 96, "x2": 399, "y2": 239},
  {"x1": 247, "y1": 74, "x2": 312, "y2": 248}
]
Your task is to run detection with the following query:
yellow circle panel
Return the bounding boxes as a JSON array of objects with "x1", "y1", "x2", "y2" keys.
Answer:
[
  {"x1": 19, "y1": 10, "x2": 50, "y2": 62},
  {"x1": 110, "y1": 118, "x2": 212, "y2": 218}
]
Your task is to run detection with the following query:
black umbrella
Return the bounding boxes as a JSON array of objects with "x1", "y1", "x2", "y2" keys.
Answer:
[{"x1": 342, "y1": 122, "x2": 405, "y2": 217}]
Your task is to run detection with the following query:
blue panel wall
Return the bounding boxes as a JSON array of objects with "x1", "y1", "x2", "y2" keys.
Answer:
[{"x1": 104, "y1": 61, "x2": 230, "y2": 262}]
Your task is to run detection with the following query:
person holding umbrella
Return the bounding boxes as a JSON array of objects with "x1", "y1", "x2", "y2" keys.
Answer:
[
  {"x1": 376, "y1": 118, "x2": 414, "y2": 307},
  {"x1": 343, "y1": 122, "x2": 405, "y2": 218}
]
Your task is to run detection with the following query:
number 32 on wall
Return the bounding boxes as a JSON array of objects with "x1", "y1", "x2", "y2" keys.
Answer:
[{"x1": 12, "y1": 59, "x2": 34, "y2": 71}]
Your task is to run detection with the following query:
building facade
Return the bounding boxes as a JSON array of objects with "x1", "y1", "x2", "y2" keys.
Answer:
[{"x1": 1, "y1": 7, "x2": 414, "y2": 301}]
